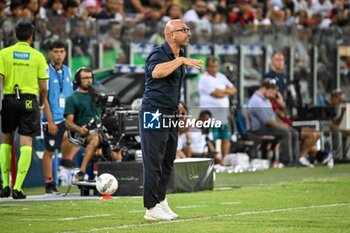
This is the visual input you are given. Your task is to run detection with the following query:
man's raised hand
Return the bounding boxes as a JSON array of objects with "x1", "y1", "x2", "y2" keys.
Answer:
[{"x1": 182, "y1": 57, "x2": 202, "y2": 69}]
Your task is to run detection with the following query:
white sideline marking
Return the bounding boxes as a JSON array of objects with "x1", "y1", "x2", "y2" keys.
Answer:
[
  {"x1": 129, "y1": 210, "x2": 145, "y2": 213},
  {"x1": 176, "y1": 205, "x2": 207, "y2": 209},
  {"x1": 23, "y1": 219, "x2": 56, "y2": 221},
  {"x1": 221, "y1": 202, "x2": 241, "y2": 205},
  {"x1": 60, "y1": 214, "x2": 112, "y2": 221},
  {"x1": 22, "y1": 214, "x2": 113, "y2": 222},
  {"x1": 76, "y1": 203, "x2": 349, "y2": 232},
  {"x1": 0, "y1": 203, "x2": 20, "y2": 206}
]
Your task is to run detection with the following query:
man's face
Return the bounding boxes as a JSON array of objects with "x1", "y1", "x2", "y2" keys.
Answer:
[
  {"x1": 79, "y1": 70, "x2": 93, "y2": 90},
  {"x1": 207, "y1": 60, "x2": 218, "y2": 76},
  {"x1": 265, "y1": 88, "x2": 277, "y2": 98},
  {"x1": 171, "y1": 22, "x2": 191, "y2": 47},
  {"x1": 271, "y1": 53, "x2": 285, "y2": 73},
  {"x1": 333, "y1": 93, "x2": 346, "y2": 105},
  {"x1": 195, "y1": 0, "x2": 207, "y2": 18},
  {"x1": 199, "y1": 113, "x2": 211, "y2": 122},
  {"x1": 168, "y1": 5, "x2": 182, "y2": 19},
  {"x1": 107, "y1": 0, "x2": 123, "y2": 13},
  {"x1": 50, "y1": 47, "x2": 66, "y2": 65}
]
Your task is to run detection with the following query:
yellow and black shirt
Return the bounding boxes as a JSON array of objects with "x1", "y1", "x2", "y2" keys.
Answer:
[{"x1": 0, "y1": 41, "x2": 48, "y2": 96}]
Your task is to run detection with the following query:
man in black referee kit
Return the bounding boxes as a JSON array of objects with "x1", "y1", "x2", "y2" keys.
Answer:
[{"x1": 140, "y1": 19, "x2": 202, "y2": 220}]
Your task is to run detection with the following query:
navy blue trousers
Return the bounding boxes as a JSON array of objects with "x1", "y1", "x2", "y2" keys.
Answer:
[{"x1": 139, "y1": 108, "x2": 178, "y2": 209}]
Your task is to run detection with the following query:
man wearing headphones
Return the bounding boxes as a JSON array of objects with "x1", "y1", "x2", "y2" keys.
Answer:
[
  {"x1": 64, "y1": 67, "x2": 102, "y2": 181},
  {"x1": 0, "y1": 21, "x2": 48, "y2": 199}
]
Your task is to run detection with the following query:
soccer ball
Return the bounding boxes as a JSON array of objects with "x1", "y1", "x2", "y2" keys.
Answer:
[{"x1": 96, "y1": 173, "x2": 118, "y2": 195}]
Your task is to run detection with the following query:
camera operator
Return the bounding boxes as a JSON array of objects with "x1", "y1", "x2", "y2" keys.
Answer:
[{"x1": 64, "y1": 67, "x2": 121, "y2": 181}]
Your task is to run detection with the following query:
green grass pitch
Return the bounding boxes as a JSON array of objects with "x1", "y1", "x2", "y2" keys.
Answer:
[{"x1": 1, "y1": 164, "x2": 350, "y2": 233}]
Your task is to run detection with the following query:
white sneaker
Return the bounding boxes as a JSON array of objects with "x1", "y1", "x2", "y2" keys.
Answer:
[
  {"x1": 321, "y1": 152, "x2": 333, "y2": 165},
  {"x1": 144, "y1": 204, "x2": 173, "y2": 221},
  {"x1": 327, "y1": 158, "x2": 334, "y2": 169},
  {"x1": 160, "y1": 199, "x2": 179, "y2": 219},
  {"x1": 58, "y1": 166, "x2": 74, "y2": 186},
  {"x1": 299, "y1": 157, "x2": 314, "y2": 168}
]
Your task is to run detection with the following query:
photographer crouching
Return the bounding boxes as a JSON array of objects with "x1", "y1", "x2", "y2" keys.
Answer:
[{"x1": 64, "y1": 67, "x2": 121, "y2": 181}]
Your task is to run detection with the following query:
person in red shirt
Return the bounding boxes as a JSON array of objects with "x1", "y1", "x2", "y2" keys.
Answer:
[
  {"x1": 269, "y1": 90, "x2": 332, "y2": 168},
  {"x1": 228, "y1": 0, "x2": 254, "y2": 25}
]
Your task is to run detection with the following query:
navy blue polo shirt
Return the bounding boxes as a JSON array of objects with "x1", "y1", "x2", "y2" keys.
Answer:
[
  {"x1": 142, "y1": 42, "x2": 185, "y2": 110},
  {"x1": 264, "y1": 70, "x2": 286, "y2": 96}
]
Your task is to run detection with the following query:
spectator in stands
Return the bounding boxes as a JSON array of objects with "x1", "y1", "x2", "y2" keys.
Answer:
[
  {"x1": 65, "y1": 67, "x2": 121, "y2": 181},
  {"x1": 309, "y1": 12, "x2": 324, "y2": 27},
  {"x1": 45, "y1": 0, "x2": 66, "y2": 37},
  {"x1": 42, "y1": 40, "x2": 75, "y2": 194},
  {"x1": 37, "y1": 0, "x2": 48, "y2": 18},
  {"x1": 142, "y1": 3, "x2": 164, "y2": 23},
  {"x1": 295, "y1": 10, "x2": 310, "y2": 28},
  {"x1": 252, "y1": 3, "x2": 271, "y2": 26},
  {"x1": 304, "y1": 0, "x2": 318, "y2": 18},
  {"x1": 8, "y1": 1, "x2": 24, "y2": 18},
  {"x1": 211, "y1": 6, "x2": 228, "y2": 42},
  {"x1": 96, "y1": 0, "x2": 125, "y2": 21},
  {"x1": 282, "y1": 0, "x2": 295, "y2": 14},
  {"x1": 80, "y1": 0, "x2": 100, "y2": 19},
  {"x1": 293, "y1": 0, "x2": 306, "y2": 14},
  {"x1": 45, "y1": 0, "x2": 64, "y2": 18},
  {"x1": 0, "y1": 0, "x2": 5, "y2": 18},
  {"x1": 269, "y1": 0, "x2": 284, "y2": 9},
  {"x1": 269, "y1": 5, "x2": 287, "y2": 26},
  {"x1": 70, "y1": 18, "x2": 91, "y2": 56},
  {"x1": 183, "y1": 0, "x2": 211, "y2": 38},
  {"x1": 62, "y1": 0, "x2": 80, "y2": 35},
  {"x1": 1, "y1": 7, "x2": 19, "y2": 46},
  {"x1": 264, "y1": 51, "x2": 287, "y2": 98},
  {"x1": 247, "y1": 78, "x2": 300, "y2": 166},
  {"x1": 315, "y1": 0, "x2": 333, "y2": 18},
  {"x1": 22, "y1": 0, "x2": 40, "y2": 19},
  {"x1": 101, "y1": 21, "x2": 127, "y2": 63},
  {"x1": 62, "y1": 0, "x2": 80, "y2": 19},
  {"x1": 228, "y1": 0, "x2": 254, "y2": 25},
  {"x1": 162, "y1": 3, "x2": 183, "y2": 22},
  {"x1": 125, "y1": 0, "x2": 168, "y2": 15},
  {"x1": 198, "y1": 56, "x2": 236, "y2": 164},
  {"x1": 320, "y1": 8, "x2": 346, "y2": 28}
]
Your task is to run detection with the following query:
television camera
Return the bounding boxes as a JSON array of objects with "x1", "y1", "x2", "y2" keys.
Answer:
[{"x1": 68, "y1": 84, "x2": 140, "y2": 161}]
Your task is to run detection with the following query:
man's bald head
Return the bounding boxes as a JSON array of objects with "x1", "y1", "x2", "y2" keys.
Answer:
[
  {"x1": 164, "y1": 19, "x2": 183, "y2": 38},
  {"x1": 164, "y1": 19, "x2": 191, "y2": 49}
]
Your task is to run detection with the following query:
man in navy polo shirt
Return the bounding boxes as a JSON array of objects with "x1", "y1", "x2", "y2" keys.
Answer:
[
  {"x1": 264, "y1": 51, "x2": 286, "y2": 97},
  {"x1": 140, "y1": 19, "x2": 202, "y2": 221}
]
